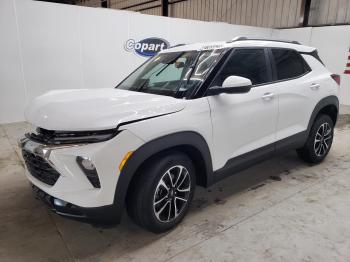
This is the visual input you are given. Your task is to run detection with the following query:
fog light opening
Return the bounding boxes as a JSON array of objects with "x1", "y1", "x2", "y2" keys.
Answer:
[
  {"x1": 54, "y1": 198, "x2": 67, "y2": 207},
  {"x1": 76, "y1": 156, "x2": 101, "y2": 188},
  {"x1": 80, "y1": 157, "x2": 95, "y2": 170}
]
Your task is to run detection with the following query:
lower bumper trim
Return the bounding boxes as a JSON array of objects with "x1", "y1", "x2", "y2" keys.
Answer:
[{"x1": 31, "y1": 184, "x2": 122, "y2": 225}]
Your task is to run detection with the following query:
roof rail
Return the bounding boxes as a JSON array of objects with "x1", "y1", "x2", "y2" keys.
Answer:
[
  {"x1": 228, "y1": 36, "x2": 301, "y2": 45},
  {"x1": 168, "y1": 43, "x2": 186, "y2": 49}
]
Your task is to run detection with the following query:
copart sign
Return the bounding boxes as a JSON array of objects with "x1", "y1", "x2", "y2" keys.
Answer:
[{"x1": 124, "y1": 37, "x2": 170, "y2": 57}]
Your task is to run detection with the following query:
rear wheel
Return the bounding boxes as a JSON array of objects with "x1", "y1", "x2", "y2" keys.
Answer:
[
  {"x1": 297, "y1": 114, "x2": 334, "y2": 163},
  {"x1": 126, "y1": 152, "x2": 195, "y2": 233}
]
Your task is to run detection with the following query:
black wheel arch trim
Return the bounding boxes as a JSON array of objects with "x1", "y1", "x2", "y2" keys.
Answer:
[
  {"x1": 111, "y1": 131, "x2": 214, "y2": 223},
  {"x1": 306, "y1": 95, "x2": 339, "y2": 135}
]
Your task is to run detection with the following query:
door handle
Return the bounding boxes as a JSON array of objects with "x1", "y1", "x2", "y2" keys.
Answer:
[
  {"x1": 310, "y1": 83, "x2": 320, "y2": 90},
  {"x1": 262, "y1": 92, "x2": 275, "y2": 101}
]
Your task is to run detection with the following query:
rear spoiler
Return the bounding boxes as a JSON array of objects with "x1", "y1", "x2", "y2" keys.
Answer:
[{"x1": 299, "y1": 50, "x2": 324, "y2": 65}]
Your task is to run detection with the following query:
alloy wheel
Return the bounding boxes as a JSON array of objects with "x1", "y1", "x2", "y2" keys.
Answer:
[
  {"x1": 153, "y1": 165, "x2": 191, "y2": 223},
  {"x1": 314, "y1": 122, "x2": 332, "y2": 157}
]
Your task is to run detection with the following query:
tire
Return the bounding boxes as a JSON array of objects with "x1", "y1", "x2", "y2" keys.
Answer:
[
  {"x1": 297, "y1": 114, "x2": 334, "y2": 164},
  {"x1": 126, "y1": 151, "x2": 196, "y2": 233}
]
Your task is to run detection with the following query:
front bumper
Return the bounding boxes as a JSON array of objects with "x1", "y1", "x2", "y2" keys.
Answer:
[
  {"x1": 31, "y1": 184, "x2": 120, "y2": 224},
  {"x1": 19, "y1": 129, "x2": 145, "y2": 222}
]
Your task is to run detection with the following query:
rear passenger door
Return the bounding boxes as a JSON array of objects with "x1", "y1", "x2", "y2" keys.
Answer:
[{"x1": 269, "y1": 48, "x2": 317, "y2": 142}]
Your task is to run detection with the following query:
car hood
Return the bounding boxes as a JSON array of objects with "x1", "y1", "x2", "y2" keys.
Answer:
[{"x1": 25, "y1": 88, "x2": 185, "y2": 131}]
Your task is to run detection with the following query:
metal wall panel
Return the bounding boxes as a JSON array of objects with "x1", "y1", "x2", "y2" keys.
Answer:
[
  {"x1": 77, "y1": 0, "x2": 101, "y2": 7},
  {"x1": 110, "y1": 0, "x2": 159, "y2": 12},
  {"x1": 99, "y1": 0, "x2": 302, "y2": 28},
  {"x1": 77, "y1": 0, "x2": 350, "y2": 28},
  {"x1": 309, "y1": 0, "x2": 350, "y2": 25},
  {"x1": 168, "y1": 0, "x2": 302, "y2": 28}
]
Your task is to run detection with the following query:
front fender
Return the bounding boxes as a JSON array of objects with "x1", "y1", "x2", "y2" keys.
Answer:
[{"x1": 111, "y1": 131, "x2": 213, "y2": 222}]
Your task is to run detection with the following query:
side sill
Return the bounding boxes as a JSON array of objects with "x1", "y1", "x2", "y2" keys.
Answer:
[
  {"x1": 275, "y1": 131, "x2": 307, "y2": 153},
  {"x1": 213, "y1": 143, "x2": 274, "y2": 183},
  {"x1": 212, "y1": 131, "x2": 307, "y2": 184}
]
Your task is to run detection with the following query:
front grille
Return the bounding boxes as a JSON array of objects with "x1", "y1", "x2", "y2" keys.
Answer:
[{"x1": 22, "y1": 150, "x2": 60, "y2": 186}]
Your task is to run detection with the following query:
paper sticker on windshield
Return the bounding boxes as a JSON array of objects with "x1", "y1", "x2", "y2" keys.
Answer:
[{"x1": 200, "y1": 44, "x2": 224, "y2": 50}]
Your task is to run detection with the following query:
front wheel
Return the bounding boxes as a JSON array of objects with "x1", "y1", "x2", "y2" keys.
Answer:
[
  {"x1": 297, "y1": 114, "x2": 334, "y2": 164},
  {"x1": 126, "y1": 152, "x2": 196, "y2": 233}
]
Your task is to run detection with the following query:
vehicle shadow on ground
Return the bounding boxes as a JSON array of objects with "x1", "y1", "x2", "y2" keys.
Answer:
[
  {"x1": 71, "y1": 150, "x2": 308, "y2": 260},
  {"x1": 80, "y1": 116, "x2": 350, "y2": 260}
]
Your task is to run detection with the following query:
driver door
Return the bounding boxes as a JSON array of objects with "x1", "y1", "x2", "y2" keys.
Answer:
[{"x1": 207, "y1": 48, "x2": 278, "y2": 172}]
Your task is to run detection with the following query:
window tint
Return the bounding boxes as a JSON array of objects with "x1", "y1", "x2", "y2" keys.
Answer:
[
  {"x1": 210, "y1": 49, "x2": 269, "y2": 87},
  {"x1": 272, "y1": 49, "x2": 310, "y2": 80}
]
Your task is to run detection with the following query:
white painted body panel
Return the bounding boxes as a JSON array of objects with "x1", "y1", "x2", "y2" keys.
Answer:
[
  {"x1": 26, "y1": 130, "x2": 144, "y2": 207},
  {"x1": 22, "y1": 40, "x2": 339, "y2": 210},
  {"x1": 25, "y1": 89, "x2": 185, "y2": 131},
  {"x1": 275, "y1": 55, "x2": 339, "y2": 141},
  {"x1": 25, "y1": 98, "x2": 212, "y2": 207},
  {"x1": 207, "y1": 84, "x2": 278, "y2": 169},
  {"x1": 124, "y1": 97, "x2": 213, "y2": 161}
]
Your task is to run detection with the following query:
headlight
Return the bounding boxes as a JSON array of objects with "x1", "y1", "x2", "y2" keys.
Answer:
[{"x1": 26, "y1": 128, "x2": 120, "y2": 145}]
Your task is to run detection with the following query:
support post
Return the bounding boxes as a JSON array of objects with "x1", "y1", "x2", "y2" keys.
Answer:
[
  {"x1": 161, "y1": 0, "x2": 169, "y2": 16},
  {"x1": 101, "y1": 0, "x2": 108, "y2": 8},
  {"x1": 299, "y1": 0, "x2": 312, "y2": 27}
]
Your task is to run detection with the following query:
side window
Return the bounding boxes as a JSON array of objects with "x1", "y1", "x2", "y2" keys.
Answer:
[
  {"x1": 210, "y1": 49, "x2": 269, "y2": 87},
  {"x1": 271, "y1": 49, "x2": 310, "y2": 80}
]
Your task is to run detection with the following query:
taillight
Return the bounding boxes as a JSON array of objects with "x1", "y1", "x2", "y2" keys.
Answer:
[{"x1": 331, "y1": 74, "x2": 341, "y2": 86}]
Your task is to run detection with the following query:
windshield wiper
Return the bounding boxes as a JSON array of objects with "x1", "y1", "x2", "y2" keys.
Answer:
[{"x1": 136, "y1": 52, "x2": 185, "y2": 93}]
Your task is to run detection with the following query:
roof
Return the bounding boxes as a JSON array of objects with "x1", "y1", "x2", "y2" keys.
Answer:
[{"x1": 161, "y1": 37, "x2": 316, "y2": 54}]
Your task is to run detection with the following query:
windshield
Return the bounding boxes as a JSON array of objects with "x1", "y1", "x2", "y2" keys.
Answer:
[{"x1": 116, "y1": 49, "x2": 223, "y2": 98}]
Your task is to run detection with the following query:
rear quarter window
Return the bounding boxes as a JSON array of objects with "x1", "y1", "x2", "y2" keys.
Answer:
[{"x1": 271, "y1": 49, "x2": 311, "y2": 81}]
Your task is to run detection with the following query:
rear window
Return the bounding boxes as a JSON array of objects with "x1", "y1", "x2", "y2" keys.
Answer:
[{"x1": 271, "y1": 49, "x2": 310, "y2": 80}]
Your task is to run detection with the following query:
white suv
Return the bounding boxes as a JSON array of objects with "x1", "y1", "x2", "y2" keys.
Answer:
[{"x1": 20, "y1": 37, "x2": 340, "y2": 233}]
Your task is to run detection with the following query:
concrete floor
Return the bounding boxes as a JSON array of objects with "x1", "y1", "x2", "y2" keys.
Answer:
[{"x1": 1, "y1": 115, "x2": 350, "y2": 262}]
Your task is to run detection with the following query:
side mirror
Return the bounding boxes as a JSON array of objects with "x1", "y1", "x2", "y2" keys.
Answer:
[{"x1": 207, "y1": 76, "x2": 252, "y2": 96}]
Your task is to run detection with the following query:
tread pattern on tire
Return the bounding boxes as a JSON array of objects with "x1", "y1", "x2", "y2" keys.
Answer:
[
  {"x1": 126, "y1": 151, "x2": 195, "y2": 233},
  {"x1": 297, "y1": 114, "x2": 334, "y2": 164}
]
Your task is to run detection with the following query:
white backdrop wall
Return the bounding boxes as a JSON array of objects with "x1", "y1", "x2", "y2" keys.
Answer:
[
  {"x1": 1, "y1": 0, "x2": 349, "y2": 124},
  {"x1": 272, "y1": 26, "x2": 350, "y2": 106},
  {"x1": 0, "y1": 0, "x2": 273, "y2": 124}
]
